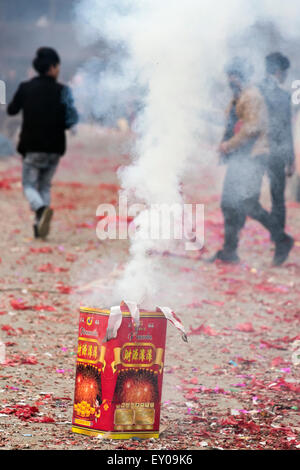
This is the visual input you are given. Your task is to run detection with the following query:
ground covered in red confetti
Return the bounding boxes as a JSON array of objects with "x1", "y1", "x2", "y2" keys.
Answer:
[{"x1": 0, "y1": 125, "x2": 299, "y2": 450}]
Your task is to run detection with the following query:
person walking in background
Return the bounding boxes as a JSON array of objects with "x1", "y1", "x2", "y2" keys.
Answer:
[
  {"x1": 260, "y1": 52, "x2": 295, "y2": 235},
  {"x1": 209, "y1": 57, "x2": 294, "y2": 266},
  {"x1": 7, "y1": 47, "x2": 79, "y2": 239}
]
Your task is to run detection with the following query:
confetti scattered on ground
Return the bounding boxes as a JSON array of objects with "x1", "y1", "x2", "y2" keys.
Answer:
[{"x1": 0, "y1": 126, "x2": 299, "y2": 450}]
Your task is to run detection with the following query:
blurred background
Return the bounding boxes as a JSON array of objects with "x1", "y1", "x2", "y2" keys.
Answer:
[
  {"x1": 1, "y1": 0, "x2": 300, "y2": 197},
  {"x1": 0, "y1": 0, "x2": 112, "y2": 138}
]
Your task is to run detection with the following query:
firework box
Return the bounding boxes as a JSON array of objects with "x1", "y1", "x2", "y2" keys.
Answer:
[{"x1": 72, "y1": 301, "x2": 186, "y2": 439}]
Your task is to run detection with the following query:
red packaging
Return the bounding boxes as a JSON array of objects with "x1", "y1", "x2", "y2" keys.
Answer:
[{"x1": 72, "y1": 301, "x2": 186, "y2": 439}]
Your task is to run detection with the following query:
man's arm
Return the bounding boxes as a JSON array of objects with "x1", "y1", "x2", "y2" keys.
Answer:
[
  {"x1": 7, "y1": 84, "x2": 23, "y2": 116},
  {"x1": 61, "y1": 86, "x2": 79, "y2": 129},
  {"x1": 284, "y1": 95, "x2": 295, "y2": 176},
  {"x1": 218, "y1": 102, "x2": 234, "y2": 163}
]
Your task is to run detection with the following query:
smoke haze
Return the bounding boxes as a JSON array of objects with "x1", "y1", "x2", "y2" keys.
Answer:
[{"x1": 73, "y1": 0, "x2": 300, "y2": 308}]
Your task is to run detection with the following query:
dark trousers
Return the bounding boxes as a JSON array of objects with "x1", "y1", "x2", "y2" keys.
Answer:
[
  {"x1": 221, "y1": 154, "x2": 284, "y2": 253},
  {"x1": 268, "y1": 159, "x2": 286, "y2": 231}
]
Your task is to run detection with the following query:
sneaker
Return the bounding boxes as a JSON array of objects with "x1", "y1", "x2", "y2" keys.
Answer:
[
  {"x1": 273, "y1": 235, "x2": 294, "y2": 266},
  {"x1": 37, "y1": 207, "x2": 53, "y2": 239},
  {"x1": 206, "y1": 249, "x2": 240, "y2": 264}
]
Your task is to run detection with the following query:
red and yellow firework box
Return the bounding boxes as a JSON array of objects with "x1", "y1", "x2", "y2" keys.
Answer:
[{"x1": 72, "y1": 304, "x2": 173, "y2": 439}]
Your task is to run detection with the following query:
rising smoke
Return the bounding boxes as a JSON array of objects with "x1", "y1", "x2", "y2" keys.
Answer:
[{"x1": 73, "y1": 0, "x2": 300, "y2": 308}]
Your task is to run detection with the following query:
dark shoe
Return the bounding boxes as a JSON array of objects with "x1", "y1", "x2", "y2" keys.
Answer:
[
  {"x1": 33, "y1": 224, "x2": 39, "y2": 239},
  {"x1": 273, "y1": 235, "x2": 294, "y2": 266},
  {"x1": 37, "y1": 207, "x2": 53, "y2": 239},
  {"x1": 35, "y1": 205, "x2": 46, "y2": 222},
  {"x1": 206, "y1": 249, "x2": 240, "y2": 264}
]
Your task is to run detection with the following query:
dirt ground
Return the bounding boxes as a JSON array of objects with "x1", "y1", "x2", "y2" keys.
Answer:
[{"x1": 0, "y1": 125, "x2": 299, "y2": 450}]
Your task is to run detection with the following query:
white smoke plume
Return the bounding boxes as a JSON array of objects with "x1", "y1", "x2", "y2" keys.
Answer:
[{"x1": 73, "y1": 0, "x2": 300, "y2": 307}]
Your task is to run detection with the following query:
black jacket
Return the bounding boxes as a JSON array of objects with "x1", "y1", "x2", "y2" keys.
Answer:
[
  {"x1": 259, "y1": 77, "x2": 295, "y2": 167},
  {"x1": 7, "y1": 75, "x2": 78, "y2": 157}
]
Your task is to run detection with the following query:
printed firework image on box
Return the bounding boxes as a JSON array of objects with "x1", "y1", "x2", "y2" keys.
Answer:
[
  {"x1": 72, "y1": 302, "x2": 186, "y2": 439},
  {"x1": 73, "y1": 363, "x2": 102, "y2": 423}
]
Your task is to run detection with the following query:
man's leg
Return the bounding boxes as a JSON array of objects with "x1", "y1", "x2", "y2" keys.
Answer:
[
  {"x1": 22, "y1": 160, "x2": 44, "y2": 213},
  {"x1": 237, "y1": 156, "x2": 293, "y2": 265},
  {"x1": 242, "y1": 156, "x2": 284, "y2": 242},
  {"x1": 207, "y1": 202, "x2": 246, "y2": 263},
  {"x1": 36, "y1": 155, "x2": 60, "y2": 238},
  {"x1": 245, "y1": 197, "x2": 284, "y2": 242},
  {"x1": 268, "y1": 160, "x2": 286, "y2": 231},
  {"x1": 38, "y1": 155, "x2": 60, "y2": 207},
  {"x1": 223, "y1": 205, "x2": 246, "y2": 255},
  {"x1": 245, "y1": 197, "x2": 293, "y2": 265},
  {"x1": 208, "y1": 159, "x2": 246, "y2": 263}
]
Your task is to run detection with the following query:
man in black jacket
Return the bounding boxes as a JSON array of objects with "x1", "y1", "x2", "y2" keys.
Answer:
[
  {"x1": 260, "y1": 52, "x2": 295, "y2": 237},
  {"x1": 7, "y1": 47, "x2": 78, "y2": 238}
]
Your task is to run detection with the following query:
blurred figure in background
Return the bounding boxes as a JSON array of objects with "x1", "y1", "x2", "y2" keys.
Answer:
[
  {"x1": 260, "y1": 52, "x2": 295, "y2": 233},
  {"x1": 209, "y1": 57, "x2": 293, "y2": 266},
  {"x1": 7, "y1": 47, "x2": 79, "y2": 239}
]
